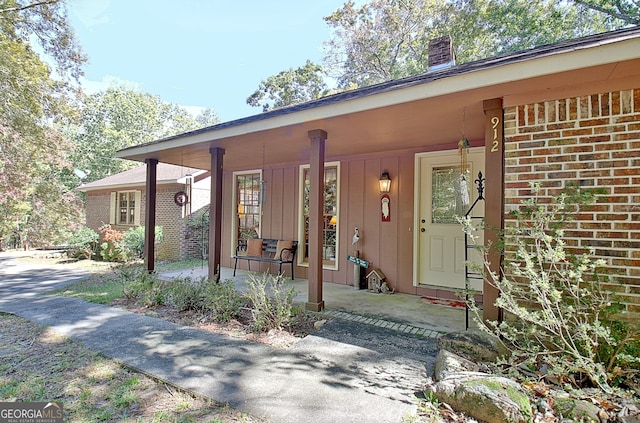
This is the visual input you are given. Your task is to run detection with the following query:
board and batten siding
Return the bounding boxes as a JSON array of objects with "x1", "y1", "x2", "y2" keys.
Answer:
[{"x1": 220, "y1": 150, "x2": 423, "y2": 295}]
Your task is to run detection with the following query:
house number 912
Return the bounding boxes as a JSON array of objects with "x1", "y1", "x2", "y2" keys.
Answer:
[{"x1": 490, "y1": 116, "x2": 500, "y2": 153}]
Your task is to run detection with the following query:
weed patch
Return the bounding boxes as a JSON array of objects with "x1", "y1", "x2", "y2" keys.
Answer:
[{"x1": 245, "y1": 273, "x2": 297, "y2": 332}]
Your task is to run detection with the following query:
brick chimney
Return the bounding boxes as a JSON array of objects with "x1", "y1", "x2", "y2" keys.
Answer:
[{"x1": 428, "y1": 35, "x2": 456, "y2": 71}]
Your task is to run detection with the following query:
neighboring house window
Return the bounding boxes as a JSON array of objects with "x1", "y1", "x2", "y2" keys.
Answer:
[
  {"x1": 298, "y1": 162, "x2": 340, "y2": 270},
  {"x1": 233, "y1": 171, "x2": 262, "y2": 245},
  {"x1": 109, "y1": 191, "x2": 141, "y2": 226}
]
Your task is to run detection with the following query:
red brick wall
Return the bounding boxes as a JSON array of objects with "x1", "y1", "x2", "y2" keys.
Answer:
[
  {"x1": 504, "y1": 88, "x2": 640, "y2": 314},
  {"x1": 428, "y1": 35, "x2": 455, "y2": 68},
  {"x1": 84, "y1": 190, "x2": 111, "y2": 231},
  {"x1": 84, "y1": 183, "x2": 191, "y2": 261},
  {"x1": 153, "y1": 184, "x2": 186, "y2": 261}
]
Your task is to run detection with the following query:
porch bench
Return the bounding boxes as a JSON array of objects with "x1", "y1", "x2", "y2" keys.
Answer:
[{"x1": 232, "y1": 238, "x2": 298, "y2": 279}]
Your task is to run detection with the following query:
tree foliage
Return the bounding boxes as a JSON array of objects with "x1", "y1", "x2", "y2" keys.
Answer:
[
  {"x1": 0, "y1": 0, "x2": 85, "y2": 82},
  {"x1": 0, "y1": 2, "x2": 220, "y2": 248},
  {"x1": 0, "y1": 0, "x2": 85, "y2": 248},
  {"x1": 572, "y1": 0, "x2": 640, "y2": 24},
  {"x1": 195, "y1": 107, "x2": 221, "y2": 128},
  {"x1": 65, "y1": 85, "x2": 220, "y2": 186},
  {"x1": 323, "y1": 0, "x2": 449, "y2": 87},
  {"x1": 247, "y1": 0, "x2": 628, "y2": 107},
  {"x1": 323, "y1": 0, "x2": 626, "y2": 88},
  {"x1": 246, "y1": 60, "x2": 329, "y2": 112}
]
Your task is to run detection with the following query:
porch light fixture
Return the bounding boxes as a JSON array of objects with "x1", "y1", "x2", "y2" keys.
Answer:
[{"x1": 379, "y1": 172, "x2": 391, "y2": 193}]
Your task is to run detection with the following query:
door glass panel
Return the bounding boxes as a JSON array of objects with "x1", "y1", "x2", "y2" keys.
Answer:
[{"x1": 431, "y1": 166, "x2": 470, "y2": 224}]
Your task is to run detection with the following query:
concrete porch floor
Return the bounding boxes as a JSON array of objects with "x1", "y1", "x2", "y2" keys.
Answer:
[{"x1": 158, "y1": 266, "x2": 473, "y2": 334}]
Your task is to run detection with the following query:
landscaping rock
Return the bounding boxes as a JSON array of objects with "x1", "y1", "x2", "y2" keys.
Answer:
[
  {"x1": 437, "y1": 330, "x2": 506, "y2": 362},
  {"x1": 430, "y1": 373, "x2": 533, "y2": 423},
  {"x1": 434, "y1": 349, "x2": 480, "y2": 381},
  {"x1": 313, "y1": 319, "x2": 327, "y2": 329},
  {"x1": 620, "y1": 415, "x2": 640, "y2": 423},
  {"x1": 553, "y1": 396, "x2": 603, "y2": 422}
]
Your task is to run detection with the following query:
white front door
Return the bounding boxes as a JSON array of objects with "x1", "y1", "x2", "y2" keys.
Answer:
[{"x1": 414, "y1": 149, "x2": 484, "y2": 291}]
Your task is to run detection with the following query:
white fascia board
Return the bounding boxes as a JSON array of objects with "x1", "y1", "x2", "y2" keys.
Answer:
[
  {"x1": 116, "y1": 36, "x2": 640, "y2": 160},
  {"x1": 176, "y1": 169, "x2": 207, "y2": 184},
  {"x1": 76, "y1": 179, "x2": 180, "y2": 193}
]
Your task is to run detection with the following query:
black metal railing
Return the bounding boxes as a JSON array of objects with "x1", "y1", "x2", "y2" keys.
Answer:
[{"x1": 464, "y1": 171, "x2": 485, "y2": 330}]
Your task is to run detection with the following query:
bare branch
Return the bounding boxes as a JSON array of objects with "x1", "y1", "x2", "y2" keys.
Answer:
[
  {"x1": 0, "y1": 0, "x2": 59, "y2": 15},
  {"x1": 572, "y1": 0, "x2": 640, "y2": 24}
]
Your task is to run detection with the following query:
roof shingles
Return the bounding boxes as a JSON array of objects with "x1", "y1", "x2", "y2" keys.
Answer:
[{"x1": 77, "y1": 163, "x2": 205, "y2": 191}]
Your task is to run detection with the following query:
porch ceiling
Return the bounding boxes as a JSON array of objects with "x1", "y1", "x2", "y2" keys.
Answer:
[
  {"x1": 116, "y1": 40, "x2": 640, "y2": 172},
  {"x1": 143, "y1": 90, "x2": 490, "y2": 172}
]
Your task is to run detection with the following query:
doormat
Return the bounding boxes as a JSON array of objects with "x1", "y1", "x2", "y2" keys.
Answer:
[{"x1": 420, "y1": 296, "x2": 466, "y2": 309}]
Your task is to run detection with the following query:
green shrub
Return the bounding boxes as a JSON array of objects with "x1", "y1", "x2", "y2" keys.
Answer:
[
  {"x1": 100, "y1": 242, "x2": 125, "y2": 262},
  {"x1": 66, "y1": 226, "x2": 99, "y2": 259},
  {"x1": 121, "y1": 226, "x2": 164, "y2": 261},
  {"x1": 115, "y1": 263, "x2": 164, "y2": 306},
  {"x1": 461, "y1": 183, "x2": 637, "y2": 391},
  {"x1": 598, "y1": 307, "x2": 640, "y2": 387},
  {"x1": 204, "y1": 280, "x2": 243, "y2": 323},
  {"x1": 165, "y1": 276, "x2": 242, "y2": 323},
  {"x1": 244, "y1": 273, "x2": 296, "y2": 332},
  {"x1": 167, "y1": 276, "x2": 208, "y2": 312}
]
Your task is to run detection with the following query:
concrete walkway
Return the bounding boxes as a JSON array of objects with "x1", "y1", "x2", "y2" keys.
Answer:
[{"x1": 0, "y1": 253, "x2": 458, "y2": 422}]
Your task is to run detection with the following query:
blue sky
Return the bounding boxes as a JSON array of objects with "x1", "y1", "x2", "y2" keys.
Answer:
[{"x1": 68, "y1": 0, "x2": 348, "y2": 122}]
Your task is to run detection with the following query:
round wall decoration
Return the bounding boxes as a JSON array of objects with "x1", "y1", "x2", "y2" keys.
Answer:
[{"x1": 174, "y1": 191, "x2": 188, "y2": 206}]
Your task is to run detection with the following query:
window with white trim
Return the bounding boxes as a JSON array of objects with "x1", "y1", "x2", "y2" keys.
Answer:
[
  {"x1": 298, "y1": 162, "x2": 340, "y2": 270},
  {"x1": 109, "y1": 191, "x2": 141, "y2": 226}
]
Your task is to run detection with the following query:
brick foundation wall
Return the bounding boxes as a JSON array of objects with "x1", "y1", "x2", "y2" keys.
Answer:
[{"x1": 504, "y1": 88, "x2": 640, "y2": 314}]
